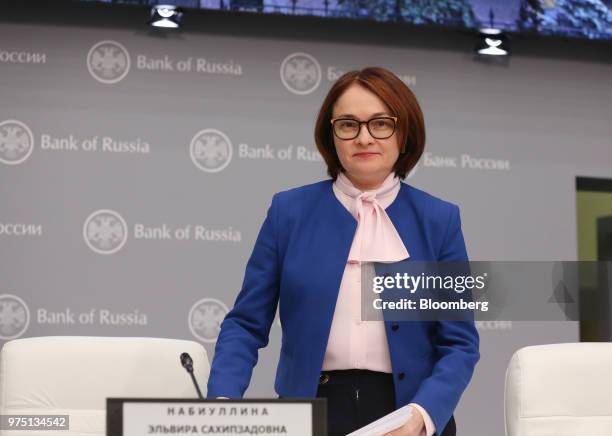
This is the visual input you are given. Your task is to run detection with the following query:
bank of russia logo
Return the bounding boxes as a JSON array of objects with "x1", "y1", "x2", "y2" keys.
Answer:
[
  {"x1": 83, "y1": 209, "x2": 128, "y2": 255},
  {"x1": 87, "y1": 40, "x2": 131, "y2": 84},
  {"x1": 189, "y1": 128, "x2": 233, "y2": 173},
  {"x1": 0, "y1": 120, "x2": 34, "y2": 165},
  {"x1": 188, "y1": 298, "x2": 229, "y2": 343},
  {"x1": 280, "y1": 52, "x2": 322, "y2": 95},
  {"x1": 0, "y1": 294, "x2": 30, "y2": 340}
]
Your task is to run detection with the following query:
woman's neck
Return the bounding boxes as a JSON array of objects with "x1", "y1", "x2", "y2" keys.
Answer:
[{"x1": 343, "y1": 172, "x2": 389, "y2": 191}]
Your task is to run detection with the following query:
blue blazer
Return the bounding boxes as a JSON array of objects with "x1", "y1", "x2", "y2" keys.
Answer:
[{"x1": 207, "y1": 179, "x2": 480, "y2": 433}]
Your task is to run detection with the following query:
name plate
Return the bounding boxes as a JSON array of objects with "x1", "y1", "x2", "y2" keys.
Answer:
[{"x1": 107, "y1": 398, "x2": 327, "y2": 436}]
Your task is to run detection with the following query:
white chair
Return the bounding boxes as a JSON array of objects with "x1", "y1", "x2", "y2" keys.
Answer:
[
  {"x1": 505, "y1": 342, "x2": 612, "y2": 436},
  {"x1": 0, "y1": 336, "x2": 209, "y2": 436}
]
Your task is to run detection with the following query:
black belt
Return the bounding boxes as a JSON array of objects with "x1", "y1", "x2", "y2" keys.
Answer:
[{"x1": 319, "y1": 369, "x2": 394, "y2": 386}]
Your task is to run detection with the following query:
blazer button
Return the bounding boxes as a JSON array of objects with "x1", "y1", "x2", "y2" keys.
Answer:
[
  {"x1": 391, "y1": 323, "x2": 399, "y2": 331},
  {"x1": 398, "y1": 372, "x2": 405, "y2": 380}
]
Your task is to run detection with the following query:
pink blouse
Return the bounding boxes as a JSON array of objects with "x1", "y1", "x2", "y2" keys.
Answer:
[{"x1": 321, "y1": 172, "x2": 435, "y2": 436}]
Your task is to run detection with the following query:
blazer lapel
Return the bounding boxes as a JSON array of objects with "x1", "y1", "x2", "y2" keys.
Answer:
[
  {"x1": 298, "y1": 181, "x2": 356, "y2": 358},
  {"x1": 382, "y1": 184, "x2": 427, "y2": 337},
  {"x1": 307, "y1": 180, "x2": 356, "y2": 302}
]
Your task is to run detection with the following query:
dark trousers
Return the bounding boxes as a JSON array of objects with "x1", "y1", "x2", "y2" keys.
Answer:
[{"x1": 315, "y1": 369, "x2": 456, "y2": 436}]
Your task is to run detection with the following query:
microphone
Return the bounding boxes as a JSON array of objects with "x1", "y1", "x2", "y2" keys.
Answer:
[{"x1": 180, "y1": 352, "x2": 203, "y2": 399}]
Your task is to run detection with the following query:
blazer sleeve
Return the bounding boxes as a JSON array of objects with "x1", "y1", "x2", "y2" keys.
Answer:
[
  {"x1": 206, "y1": 193, "x2": 281, "y2": 398},
  {"x1": 410, "y1": 203, "x2": 480, "y2": 434}
]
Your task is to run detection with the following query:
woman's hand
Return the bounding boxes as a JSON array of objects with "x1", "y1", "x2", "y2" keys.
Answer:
[{"x1": 383, "y1": 406, "x2": 425, "y2": 436}]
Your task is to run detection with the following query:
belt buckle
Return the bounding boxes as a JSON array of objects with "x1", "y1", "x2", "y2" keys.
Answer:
[{"x1": 319, "y1": 373, "x2": 330, "y2": 385}]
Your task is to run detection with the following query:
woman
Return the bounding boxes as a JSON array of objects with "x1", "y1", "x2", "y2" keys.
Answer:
[{"x1": 207, "y1": 67, "x2": 479, "y2": 436}]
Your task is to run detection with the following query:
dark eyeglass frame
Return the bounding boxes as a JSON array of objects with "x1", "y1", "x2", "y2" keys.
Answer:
[{"x1": 330, "y1": 116, "x2": 398, "y2": 140}]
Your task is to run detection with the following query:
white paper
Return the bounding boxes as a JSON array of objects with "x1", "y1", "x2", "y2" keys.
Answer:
[{"x1": 346, "y1": 404, "x2": 413, "y2": 436}]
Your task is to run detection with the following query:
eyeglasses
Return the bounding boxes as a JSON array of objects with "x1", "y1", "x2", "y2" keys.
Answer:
[{"x1": 330, "y1": 116, "x2": 398, "y2": 140}]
